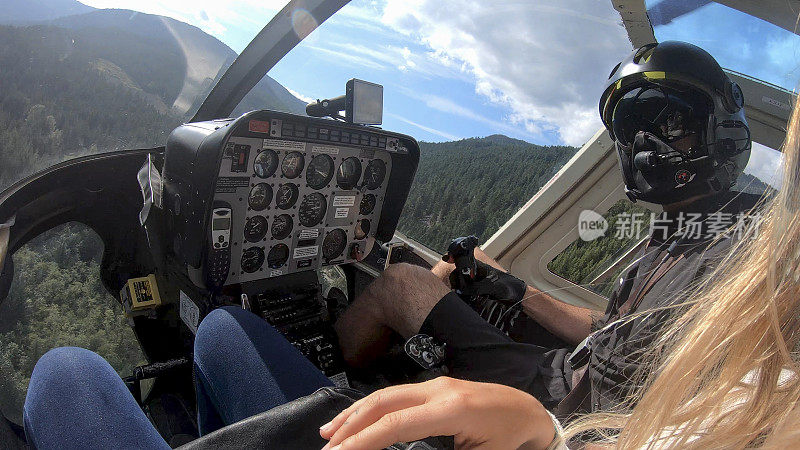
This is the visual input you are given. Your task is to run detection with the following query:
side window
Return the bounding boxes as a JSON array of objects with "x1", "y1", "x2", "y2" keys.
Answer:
[
  {"x1": 548, "y1": 200, "x2": 653, "y2": 297},
  {"x1": 0, "y1": 224, "x2": 145, "y2": 424},
  {"x1": 733, "y1": 142, "x2": 782, "y2": 194},
  {"x1": 548, "y1": 141, "x2": 781, "y2": 299}
]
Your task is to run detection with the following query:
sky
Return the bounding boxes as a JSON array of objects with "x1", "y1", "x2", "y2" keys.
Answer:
[
  {"x1": 78, "y1": 0, "x2": 790, "y2": 187},
  {"x1": 79, "y1": 0, "x2": 633, "y2": 147}
]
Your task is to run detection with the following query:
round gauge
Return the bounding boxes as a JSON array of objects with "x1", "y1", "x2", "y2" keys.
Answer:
[
  {"x1": 275, "y1": 183, "x2": 299, "y2": 209},
  {"x1": 322, "y1": 228, "x2": 347, "y2": 261},
  {"x1": 248, "y1": 183, "x2": 273, "y2": 211},
  {"x1": 244, "y1": 215, "x2": 268, "y2": 242},
  {"x1": 241, "y1": 247, "x2": 265, "y2": 273},
  {"x1": 354, "y1": 219, "x2": 371, "y2": 240},
  {"x1": 306, "y1": 154, "x2": 334, "y2": 189},
  {"x1": 267, "y1": 244, "x2": 290, "y2": 269},
  {"x1": 359, "y1": 194, "x2": 376, "y2": 215},
  {"x1": 299, "y1": 193, "x2": 327, "y2": 227},
  {"x1": 271, "y1": 214, "x2": 294, "y2": 240},
  {"x1": 281, "y1": 151, "x2": 305, "y2": 178},
  {"x1": 336, "y1": 157, "x2": 362, "y2": 190},
  {"x1": 363, "y1": 159, "x2": 386, "y2": 190},
  {"x1": 253, "y1": 149, "x2": 278, "y2": 178}
]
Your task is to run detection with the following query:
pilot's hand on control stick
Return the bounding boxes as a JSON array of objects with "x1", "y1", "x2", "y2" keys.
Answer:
[{"x1": 319, "y1": 377, "x2": 555, "y2": 450}]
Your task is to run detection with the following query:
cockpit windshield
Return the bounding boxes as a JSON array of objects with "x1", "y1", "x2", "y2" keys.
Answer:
[{"x1": 646, "y1": 0, "x2": 800, "y2": 93}]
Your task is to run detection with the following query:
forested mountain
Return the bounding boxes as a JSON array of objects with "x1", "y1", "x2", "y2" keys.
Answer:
[
  {"x1": 46, "y1": 8, "x2": 307, "y2": 117},
  {"x1": 397, "y1": 135, "x2": 578, "y2": 252},
  {"x1": 0, "y1": 0, "x2": 94, "y2": 24},
  {"x1": 734, "y1": 172, "x2": 774, "y2": 197},
  {"x1": 0, "y1": 2, "x2": 307, "y2": 189}
]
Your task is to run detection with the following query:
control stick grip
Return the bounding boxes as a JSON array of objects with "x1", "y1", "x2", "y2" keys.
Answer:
[{"x1": 444, "y1": 235, "x2": 479, "y2": 292}]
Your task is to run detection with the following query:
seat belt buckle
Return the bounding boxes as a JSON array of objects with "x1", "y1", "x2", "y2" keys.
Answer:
[{"x1": 568, "y1": 334, "x2": 592, "y2": 370}]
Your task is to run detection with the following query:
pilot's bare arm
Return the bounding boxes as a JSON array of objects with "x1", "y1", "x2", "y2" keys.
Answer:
[
  {"x1": 520, "y1": 286, "x2": 599, "y2": 346},
  {"x1": 433, "y1": 247, "x2": 597, "y2": 345}
]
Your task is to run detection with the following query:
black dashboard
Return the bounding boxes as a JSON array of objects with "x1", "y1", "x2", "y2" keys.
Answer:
[{"x1": 162, "y1": 110, "x2": 419, "y2": 291}]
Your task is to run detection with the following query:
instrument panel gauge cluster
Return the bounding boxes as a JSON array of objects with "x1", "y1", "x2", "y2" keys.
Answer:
[{"x1": 210, "y1": 121, "x2": 394, "y2": 285}]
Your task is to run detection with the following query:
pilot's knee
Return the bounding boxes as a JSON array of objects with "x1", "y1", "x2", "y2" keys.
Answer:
[
  {"x1": 380, "y1": 262, "x2": 433, "y2": 288},
  {"x1": 377, "y1": 263, "x2": 451, "y2": 306}
]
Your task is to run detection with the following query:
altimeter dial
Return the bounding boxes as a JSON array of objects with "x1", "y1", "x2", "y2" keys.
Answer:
[{"x1": 299, "y1": 193, "x2": 327, "y2": 227}]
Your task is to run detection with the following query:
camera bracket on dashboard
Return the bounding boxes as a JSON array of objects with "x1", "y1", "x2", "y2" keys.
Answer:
[{"x1": 306, "y1": 78, "x2": 383, "y2": 125}]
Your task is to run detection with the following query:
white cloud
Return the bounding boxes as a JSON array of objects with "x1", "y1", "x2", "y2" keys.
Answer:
[
  {"x1": 387, "y1": 113, "x2": 460, "y2": 141},
  {"x1": 398, "y1": 87, "x2": 538, "y2": 140},
  {"x1": 305, "y1": 40, "x2": 465, "y2": 80},
  {"x1": 745, "y1": 142, "x2": 784, "y2": 190},
  {"x1": 380, "y1": 0, "x2": 632, "y2": 146},
  {"x1": 285, "y1": 87, "x2": 313, "y2": 103}
]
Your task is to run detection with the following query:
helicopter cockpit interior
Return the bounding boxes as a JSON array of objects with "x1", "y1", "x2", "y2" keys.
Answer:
[{"x1": 0, "y1": 0, "x2": 797, "y2": 447}]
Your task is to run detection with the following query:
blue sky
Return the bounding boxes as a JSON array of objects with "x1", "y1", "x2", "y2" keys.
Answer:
[
  {"x1": 79, "y1": 0, "x2": 633, "y2": 146},
  {"x1": 79, "y1": 0, "x2": 790, "y2": 187}
]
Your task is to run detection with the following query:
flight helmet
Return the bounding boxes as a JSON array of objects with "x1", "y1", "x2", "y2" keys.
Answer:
[{"x1": 599, "y1": 41, "x2": 750, "y2": 204}]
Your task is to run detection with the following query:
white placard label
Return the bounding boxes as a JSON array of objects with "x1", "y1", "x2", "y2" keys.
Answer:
[
  {"x1": 270, "y1": 269, "x2": 284, "y2": 277},
  {"x1": 311, "y1": 145, "x2": 340, "y2": 155},
  {"x1": 263, "y1": 139, "x2": 305, "y2": 150},
  {"x1": 333, "y1": 196, "x2": 356, "y2": 207},
  {"x1": 335, "y1": 207, "x2": 349, "y2": 218},
  {"x1": 293, "y1": 246, "x2": 319, "y2": 259},
  {"x1": 298, "y1": 229, "x2": 320, "y2": 239},
  {"x1": 179, "y1": 291, "x2": 200, "y2": 335}
]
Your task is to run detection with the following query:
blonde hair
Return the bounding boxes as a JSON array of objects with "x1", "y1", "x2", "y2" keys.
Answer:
[{"x1": 564, "y1": 101, "x2": 800, "y2": 448}]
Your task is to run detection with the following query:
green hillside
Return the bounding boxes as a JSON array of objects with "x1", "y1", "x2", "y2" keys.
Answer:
[
  {"x1": 0, "y1": 25, "x2": 182, "y2": 190},
  {"x1": 398, "y1": 135, "x2": 578, "y2": 252}
]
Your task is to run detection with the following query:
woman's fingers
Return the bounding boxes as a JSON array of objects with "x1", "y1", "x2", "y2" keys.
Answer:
[
  {"x1": 320, "y1": 384, "x2": 429, "y2": 440},
  {"x1": 338, "y1": 403, "x2": 453, "y2": 450},
  {"x1": 324, "y1": 386, "x2": 430, "y2": 448}
]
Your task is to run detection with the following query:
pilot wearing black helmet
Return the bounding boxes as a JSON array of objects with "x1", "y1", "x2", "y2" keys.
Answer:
[
  {"x1": 21, "y1": 41, "x2": 765, "y2": 449},
  {"x1": 335, "y1": 40, "x2": 761, "y2": 417}
]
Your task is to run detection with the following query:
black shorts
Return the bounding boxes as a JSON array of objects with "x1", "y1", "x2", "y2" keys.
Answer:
[{"x1": 419, "y1": 292, "x2": 573, "y2": 409}]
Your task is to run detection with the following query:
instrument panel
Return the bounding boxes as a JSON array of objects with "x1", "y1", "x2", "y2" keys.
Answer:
[
  {"x1": 213, "y1": 131, "x2": 392, "y2": 285},
  {"x1": 162, "y1": 109, "x2": 418, "y2": 290}
]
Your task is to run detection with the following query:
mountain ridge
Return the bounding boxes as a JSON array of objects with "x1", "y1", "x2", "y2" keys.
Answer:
[
  {"x1": 0, "y1": 0, "x2": 94, "y2": 24},
  {"x1": 0, "y1": 1, "x2": 307, "y2": 117}
]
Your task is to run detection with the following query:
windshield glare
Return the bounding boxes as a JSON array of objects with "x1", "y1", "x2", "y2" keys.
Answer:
[{"x1": 646, "y1": 0, "x2": 800, "y2": 93}]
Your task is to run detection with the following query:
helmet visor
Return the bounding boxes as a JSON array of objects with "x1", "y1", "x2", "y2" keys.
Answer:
[{"x1": 611, "y1": 85, "x2": 711, "y2": 150}]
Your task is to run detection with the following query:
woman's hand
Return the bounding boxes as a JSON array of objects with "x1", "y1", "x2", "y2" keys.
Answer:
[{"x1": 319, "y1": 377, "x2": 556, "y2": 450}]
